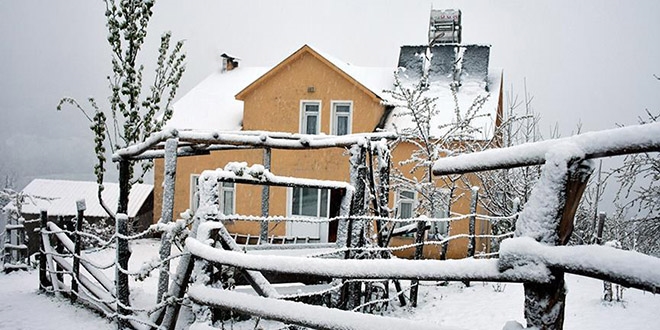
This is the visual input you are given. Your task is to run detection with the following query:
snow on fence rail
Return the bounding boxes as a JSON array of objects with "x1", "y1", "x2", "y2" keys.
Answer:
[
  {"x1": 432, "y1": 121, "x2": 660, "y2": 175},
  {"x1": 187, "y1": 285, "x2": 461, "y2": 330},
  {"x1": 112, "y1": 128, "x2": 397, "y2": 160},
  {"x1": 186, "y1": 234, "x2": 550, "y2": 283}
]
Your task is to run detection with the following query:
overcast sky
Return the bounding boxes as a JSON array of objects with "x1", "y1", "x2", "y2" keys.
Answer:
[{"x1": 1, "y1": 0, "x2": 659, "y2": 189}]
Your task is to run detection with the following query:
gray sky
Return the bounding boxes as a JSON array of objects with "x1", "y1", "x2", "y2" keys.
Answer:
[{"x1": 1, "y1": 0, "x2": 659, "y2": 189}]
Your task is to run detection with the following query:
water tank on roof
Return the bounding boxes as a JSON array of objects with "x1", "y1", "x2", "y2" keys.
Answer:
[{"x1": 429, "y1": 9, "x2": 461, "y2": 45}]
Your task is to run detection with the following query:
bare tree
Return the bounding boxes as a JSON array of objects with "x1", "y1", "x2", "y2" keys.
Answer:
[
  {"x1": 474, "y1": 80, "x2": 542, "y2": 225},
  {"x1": 610, "y1": 110, "x2": 660, "y2": 256}
]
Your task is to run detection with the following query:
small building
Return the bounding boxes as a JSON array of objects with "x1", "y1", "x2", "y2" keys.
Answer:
[{"x1": 2, "y1": 179, "x2": 153, "y2": 256}]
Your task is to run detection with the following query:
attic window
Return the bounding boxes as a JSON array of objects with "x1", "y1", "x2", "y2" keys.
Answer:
[
  {"x1": 301, "y1": 101, "x2": 321, "y2": 135},
  {"x1": 332, "y1": 101, "x2": 352, "y2": 135}
]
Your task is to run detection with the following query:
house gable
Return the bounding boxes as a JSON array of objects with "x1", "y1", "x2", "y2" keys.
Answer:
[
  {"x1": 236, "y1": 45, "x2": 382, "y2": 103},
  {"x1": 237, "y1": 45, "x2": 388, "y2": 134}
]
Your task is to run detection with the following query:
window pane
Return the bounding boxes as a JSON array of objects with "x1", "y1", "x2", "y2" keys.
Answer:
[
  {"x1": 191, "y1": 175, "x2": 200, "y2": 211},
  {"x1": 320, "y1": 189, "x2": 328, "y2": 217},
  {"x1": 305, "y1": 103, "x2": 319, "y2": 113},
  {"x1": 336, "y1": 116, "x2": 349, "y2": 135},
  {"x1": 223, "y1": 190, "x2": 233, "y2": 215},
  {"x1": 292, "y1": 187, "x2": 301, "y2": 215},
  {"x1": 305, "y1": 115, "x2": 318, "y2": 134},
  {"x1": 192, "y1": 192, "x2": 200, "y2": 211},
  {"x1": 300, "y1": 187, "x2": 318, "y2": 216},
  {"x1": 222, "y1": 182, "x2": 234, "y2": 188},
  {"x1": 400, "y1": 190, "x2": 415, "y2": 200},
  {"x1": 399, "y1": 202, "x2": 413, "y2": 219},
  {"x1": 335, "y1": 104, "x2": 350, "y2": 113}
]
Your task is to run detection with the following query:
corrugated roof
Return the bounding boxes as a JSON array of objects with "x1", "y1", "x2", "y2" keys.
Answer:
[{"x1": 3, "y1": 179, "x2": 153, "y2": 218}]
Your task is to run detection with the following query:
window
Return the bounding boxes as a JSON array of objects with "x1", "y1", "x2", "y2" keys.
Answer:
[
  {"x1": 395, "y1": 189, "x2": 416, "y2": 237},
  {"x1": 291, "y1": 187, "x2": 329, "y2": 218},
  {"x1": 332, "y1": 101, "x2": 352, "y2": 135},
  {"x1": 189, "y1": 174, "x2": 235, "y2": 215},
  {"x1": 190, "y1": 174, "x2": 200, "y2": 212},
  {"x1": 220, "y1": 182, "x2": 235, "y2": 215},
  {"x1": 396, "y1": 189, "x2": 415, "y2": 219},
  {"x1": 301, "y1": 101, "x2": 321, "y2": 134},
  {"x1": 288, "y1": 187, "x2": 330, "y2": 242}
]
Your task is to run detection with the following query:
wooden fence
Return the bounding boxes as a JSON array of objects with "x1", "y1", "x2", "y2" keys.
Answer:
[{"x1": 184, "y1": 122, "x2": 660, "y2": 330}]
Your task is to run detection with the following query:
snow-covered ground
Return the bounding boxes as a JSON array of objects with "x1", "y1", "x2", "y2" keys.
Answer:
[{"x1": 1, "y1": 239, "x2": 658, "y2": 330}]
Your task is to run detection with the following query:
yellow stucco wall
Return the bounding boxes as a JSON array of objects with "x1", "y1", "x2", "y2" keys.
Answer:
[
  {"x1": 387, "y1": 141, "x2": 491, "y2": 259},
  {"x1": 154, "y1": 47, "x2": 387, "y2": 239}
]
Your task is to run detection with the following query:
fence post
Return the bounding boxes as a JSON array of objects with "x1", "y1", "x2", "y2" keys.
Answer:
[
  {"x1": 595, "y1": 212, "x2": 605, "y2": 245},
  {"x1": 116, "y1": 213, "x2": 131, "y2": 329},
  {"x1": 55, "y1": 216, "x2": 65, "y2": 283},
  {"x1": 517, "y1": 157, "x2": 592, "y2": 330},
  {"x1": 71, "y1": 199, "x2": 86, "y2": 302},
  {"x1": 596, "y1": 212, "x2": 614, "y2": 301},
  {"x1": 260, "y1": 148, "x2": 271, "y2": 244},
  {"x1": 39, "y1": 210, "x2": 48, "y2": 291},
  {"x1": 410, "y1": 214, "x2": 429, "y2": 307},
  {"x1": 157, "y1": 138, "x2": 178, "y2": 303},
  {"x1": 440, "y1": 189, "x2": 451, "y2": 260},
  {"x1": 467, "y1": 186, "x2": 479, "y2": 258},
  {"x1": 344, "y1": 143, "x2": 367, "y2": 310}
]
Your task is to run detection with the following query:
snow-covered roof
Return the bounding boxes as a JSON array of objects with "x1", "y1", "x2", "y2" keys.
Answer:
[
  {"x1": 383, "y1": 68, "x2": 503, "y2": 139},
  {"x1": 3, "y1": 179, "x2": 153, "y2": 218},
  {"x1": 166, "y1": 67, "x2": 269, "y2": 131},
  {"x1": 382, "y1": 44, "x2": 502, "y2": 139},
  {"x1": 167, "y1": 45, "x2": 395, "y2": 132},
  {"x1": 310, "y1": 45, "x2": 395, "y2": 100},
  {"x1": 167, "y1": 44, "x2": 501, "y2": 138}
]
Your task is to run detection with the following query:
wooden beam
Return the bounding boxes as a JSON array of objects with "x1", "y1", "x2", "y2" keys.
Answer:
[{"x1": 432, "y1": 122, "x2": 660, "y2": 176}]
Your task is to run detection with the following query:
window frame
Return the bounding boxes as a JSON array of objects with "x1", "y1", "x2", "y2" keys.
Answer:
[
  {"x1": 300, "y1": 100, "x2": 322, "y2": 135},
  {"x1": 395, "y1": 188, "x2": 417, "y2": 237},
  {"x1": 330, "y1": 100, "x2": 353, "y2": 135},
  {"x1": 286, "y1": 186, "x2": 331, "y2": 242},
  {"x1": 395, "y1": 188, "x2": 416, "y2": 219},
  {"x1": 219, "y1": 181, "x2": 236, "y2": 216}
]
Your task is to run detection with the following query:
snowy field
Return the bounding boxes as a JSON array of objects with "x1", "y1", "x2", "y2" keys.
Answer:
[{"x1": 1, "y1": 238, "x2": 658, "y2": 330}]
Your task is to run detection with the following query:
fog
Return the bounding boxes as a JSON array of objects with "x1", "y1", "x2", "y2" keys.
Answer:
[{"x1": 1, "y1": 0, "x2": 659, "y2": 190}]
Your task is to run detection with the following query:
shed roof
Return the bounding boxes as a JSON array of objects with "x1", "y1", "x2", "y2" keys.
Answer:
[{"x1": 3, "y1": 179, "x2": 153, "y2": 218}]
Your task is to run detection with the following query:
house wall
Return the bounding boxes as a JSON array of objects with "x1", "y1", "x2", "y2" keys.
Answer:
[
  {"x1": 153, "y1": 48, "x2": 500, "y2": 260},
  {"x1": 154, "y1": 50, "x2": 387, "y2": 238},
  {"x1": 387, "y1": 141, "x2": 491, "y2": 259}
]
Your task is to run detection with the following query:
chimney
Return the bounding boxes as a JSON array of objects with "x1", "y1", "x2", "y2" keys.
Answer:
[{"x1": 220, "y1": 53, "x2": 240, "y2": 72}]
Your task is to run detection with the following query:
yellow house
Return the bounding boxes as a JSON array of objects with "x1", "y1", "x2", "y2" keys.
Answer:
[{"x1": 153, "y1": 44, "x2": 503, "y2": 259}]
